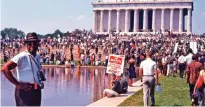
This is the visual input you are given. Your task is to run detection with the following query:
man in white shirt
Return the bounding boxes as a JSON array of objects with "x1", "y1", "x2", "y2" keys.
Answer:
[
  {"x1": 1, "y1": 32, "x2": 43, "y2": 106},
  {"x1": 139, "y1": 51, "x2": 159, "y2": 106},
  {"x1": 186, "y1": 49, "x2": 194, "y2": 65},
  {"x1": 178, "y1": 52, "x2": 186, "y2": 78}
]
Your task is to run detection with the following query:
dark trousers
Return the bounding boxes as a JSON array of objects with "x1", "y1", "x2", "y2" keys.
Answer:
[
  {"x1": 162, "y1": 64, "x2": 167, "y2": 76},
  {"x1": 15, "y1": 86, "x2": 41, "y2": 106},
  {"x1": 189, "y1": 83, "x2": 195, "y2": 100},
  {"x1": 179, "y1": 63, "x2": 186, "y2": 78},
  {"x1": 198, "y1": 87, "x2": 205, "y2": 106},
  {"x1": 189, "y1": 84, "x2": 205, "y2": 106}
]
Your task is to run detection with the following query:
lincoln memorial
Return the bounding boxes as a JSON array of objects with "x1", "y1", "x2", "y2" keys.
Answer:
[{"x1": 92, "y1": 0, "x2": 193, "y2": 35}]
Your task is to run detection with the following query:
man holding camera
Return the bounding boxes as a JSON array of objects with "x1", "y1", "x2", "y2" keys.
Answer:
[{"x1": 1, "y1": 32, "x2": 45, "y2": 106}]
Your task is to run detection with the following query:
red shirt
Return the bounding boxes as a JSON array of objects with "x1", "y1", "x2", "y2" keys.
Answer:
[{"x1": 187, "y1": 61, "x2": 202, "y2": 85}]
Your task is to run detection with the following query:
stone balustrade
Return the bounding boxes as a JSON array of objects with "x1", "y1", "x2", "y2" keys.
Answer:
[{"x1": 92, "y1": 0, "x2": 193, "y2": 4}]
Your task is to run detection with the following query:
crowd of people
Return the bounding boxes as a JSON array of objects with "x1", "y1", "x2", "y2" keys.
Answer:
[{"x1": 1, "y1": 32, "x2": 205, "y2": 106}]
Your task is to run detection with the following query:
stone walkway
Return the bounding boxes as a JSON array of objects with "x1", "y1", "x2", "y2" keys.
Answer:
[{"x1": 86, "y1": 80, "x2": 143, "y2": 107}]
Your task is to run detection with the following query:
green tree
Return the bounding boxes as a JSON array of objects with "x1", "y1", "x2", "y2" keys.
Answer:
[
  {"x1": 1, "y1": 28, "x2": 25, "y2": 39},
  {"x1": 1, "y1": 30, "x2": 6, "y2": 39},
  {"x1": 53, "y1": 29, "x2": 63, "y2": 37}
]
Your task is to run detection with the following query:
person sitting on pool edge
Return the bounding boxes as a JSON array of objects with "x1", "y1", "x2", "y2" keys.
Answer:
[{"x1": 103, "y1": 73, "x2": 122, "y2": 97}]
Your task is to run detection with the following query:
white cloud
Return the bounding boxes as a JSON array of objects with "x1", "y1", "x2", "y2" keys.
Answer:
[{"x1": 76, "y1": 15, "x2": 85, "y2": 21}]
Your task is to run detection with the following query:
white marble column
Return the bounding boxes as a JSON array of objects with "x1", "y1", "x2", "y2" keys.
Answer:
[
  {"x1": 161, "y1": 9, "x2": 165, "y2": 32},
  {"x1": 134, "y1": 9, "x2": 139, "y2": 32},
  {"x1": 187, "y1": 8, "x2": 192, "y2": 33},
  {"x1": 100, "y1": 10, "x2": 104, "y2": 33},
  {"x1": 143, "y1": 9, "x2": 148, "y2": 31},
  {"x1": 93, "y1": 10, "x2": 96, "y2": 33},
  {"x1": 125, "y1": 9, "x2": 129, "y2": 32},
  {"x1": 152, "y1": 9, "x2": 156, "y2": 32},
  {"x1": 116, "y1": 9, "x2": 120, "y2": 33},
  {"x1": 179, "y1": 8, "x2": 183, "y2": 33},
  {"x1": 108, "y1": 10, "x2": 112, "y2": 33},
  {"x1": 170, "y1": 8, "x2": 174, "y2": 32}
]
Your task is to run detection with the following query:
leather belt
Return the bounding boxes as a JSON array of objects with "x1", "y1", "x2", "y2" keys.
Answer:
[
  {"x1": 19, "y1": 82, "x2": 41, "y2": 90},
  {"x1": 143, "y1": 75, "x2": 154, "y2": 76}
]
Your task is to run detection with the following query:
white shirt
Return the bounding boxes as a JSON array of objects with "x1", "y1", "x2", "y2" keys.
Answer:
[
  {"x1": 65, "y1": 61, "x2": 69, "y2": 65},
  {"x1": 105, "y1": 56, "x2": 108, "y2": 59},
  {"x1": 140, "y1": 58, "x2": 157, "y2": 76},
  {"x1": 162, "y1": 57, "x2": 167, "y2": 64},
  {"x1": 178, "y1": 55, "x2": 186, "y2": 63},
  {"x1": 11, "y1": 51, "x2": 41, "y2": 84},
  {"x1": 186, "y1": 53, "x2": 193, "y2": 64},
  {"x1": 81, "y1": 54, "x2": 85, "y2": 60}
]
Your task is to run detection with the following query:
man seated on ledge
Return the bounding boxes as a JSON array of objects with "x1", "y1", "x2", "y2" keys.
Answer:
[{"x1": 103, "y1": 73, "x2": 121, "y2": 97}]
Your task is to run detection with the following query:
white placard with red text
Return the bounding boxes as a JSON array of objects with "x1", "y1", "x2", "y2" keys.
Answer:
[{"x1": 106, "y1": 55, "x2": 125, "y2": 76}]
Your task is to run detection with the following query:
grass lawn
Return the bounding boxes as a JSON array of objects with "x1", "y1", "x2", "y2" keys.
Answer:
[
  {"x1": 0, "y1": 59, "x2": 4, "y2": 65},
  {"x1": 119, "y1": 75, "x2": 191, "y2": 106}
]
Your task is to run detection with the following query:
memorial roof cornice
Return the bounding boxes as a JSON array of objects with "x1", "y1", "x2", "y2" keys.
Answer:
[
  {"x1": 92, "y1": 0, "x2": 193, "y2": 5},
  {"x1": 93, "y1": 6, "x2": 192, "y2": 11}
]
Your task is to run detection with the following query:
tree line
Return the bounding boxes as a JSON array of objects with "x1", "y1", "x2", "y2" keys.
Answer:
[
  {"x1": 1, "y1": 28, "x2": 205, "y2": 39},
  {"x1": 0, "y1": 28, "x2": 86, "y2": 39}
]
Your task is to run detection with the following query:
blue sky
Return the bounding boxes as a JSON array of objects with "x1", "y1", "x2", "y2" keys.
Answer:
[{"x1": 1, "y1": 0, "x2": 205, "y2": 35}]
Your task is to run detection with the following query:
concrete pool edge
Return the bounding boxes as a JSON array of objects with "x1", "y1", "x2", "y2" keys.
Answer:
[
  {"x1": 42, "y1": 65, "x2": 107, "y2": 69},
  {"x1": 0, "y1": 64, "x2": 107, "y2": 69},
  {"x1": 86, "y1": 80, "x2": 143, "y2": 107}
]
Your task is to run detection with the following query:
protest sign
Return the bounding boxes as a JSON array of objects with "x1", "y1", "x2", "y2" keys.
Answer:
[
  {"x1": 118, "y1": 36, "x2": 129, "y2": 41},
  {"x1": 190, "y1": 42, "x2": 198, "y2": 54},
  {"x1": 106, "y1": 55, "x2": 125, "y2": 76},
  {"x1": 173, "y1": 43, "x2": 178, "y2": 53}
]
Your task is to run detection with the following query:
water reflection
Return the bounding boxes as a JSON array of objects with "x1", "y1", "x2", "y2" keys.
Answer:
[{"x1": 1, "y1": 67, "x2": 113, "y2": 106}]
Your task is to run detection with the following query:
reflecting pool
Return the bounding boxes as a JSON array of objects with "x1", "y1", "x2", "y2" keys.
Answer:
[{"x1": 1, "y1": 67, "x2": 114, "y2": 106}]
